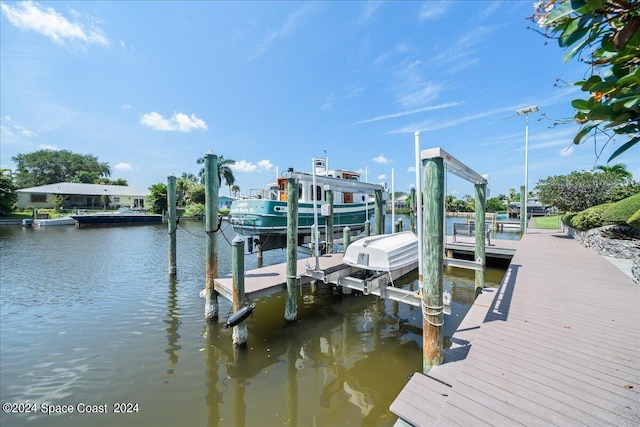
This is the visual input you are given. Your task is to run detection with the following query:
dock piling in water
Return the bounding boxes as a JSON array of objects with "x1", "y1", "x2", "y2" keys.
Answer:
[
  {"x1": 167, "y1": 174, "x2": 177, "y2": 276},
  {"x1": 231, "y1": 236, "x2": 248, "y2": 347},
  {"x1": 285, "y1": 177, "x2": 298, "y2": 322},
  {"x1": 474, "y1": 182, "x2": 486, "y2": 291},
  {"x1": 422, "y1": 156, "x2": 444, "y2": 373},
  {"x1": 204, "y1": 152, "x2": 219, "y2": 321}
]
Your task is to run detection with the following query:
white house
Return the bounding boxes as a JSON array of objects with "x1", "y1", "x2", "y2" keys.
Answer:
[{"x1": 16, "y1": 182, "x2": 150, "y2": 210}]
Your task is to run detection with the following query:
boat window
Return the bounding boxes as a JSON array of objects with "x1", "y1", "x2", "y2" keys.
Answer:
[
  {"x1": 344, "y1": 192, "x2": 353, "y2": 203},
  {"x1": 298, "y1": 184, "x2": 302, "y2": 199}
]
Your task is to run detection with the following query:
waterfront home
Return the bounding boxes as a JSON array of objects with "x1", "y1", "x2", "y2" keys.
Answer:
[{"x1": 16, "y1": 182, "x2": 150, "y2": 210}]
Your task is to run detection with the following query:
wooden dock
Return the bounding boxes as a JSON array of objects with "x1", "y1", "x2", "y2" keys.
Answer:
[
  {"x1": 391, "y1": 229, "x2": 640, "y2": 426},
  {"x1": 214, "y1": 253, "x2": 346, "y2": 301},
  {"x1": 445, "y1": 236, "x2": 519, "y2": 260}
]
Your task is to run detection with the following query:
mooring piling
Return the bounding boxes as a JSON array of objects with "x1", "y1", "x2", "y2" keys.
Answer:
[
  {"x1": 422, "y1": 155, "x2": 444, "y2": 374},
  {"x1": 325, "y1": 188, "x2": 334, "y2": 254},
  {"x1": 285, "y1": 177, "x2": 298, "y2": 322},
  {"x1": 374, "y1": 189, "x2": 384, "y2": 235},
  {"x1": 343, "y1": 226, "x2": 350, "y2": 252},
  {"x1": 520, "y1": 184, "x2": 525, "y2": 238},
  {"x1": 204, "y1": 152, "x2": 219, "y2": 321},
  {"x1": 231, "y1": 235, "x2": 248, "y2": 347},
  {"x1": 474, "y1": 182, "x2": 486, "y2": 291},
  {"x1": 167, "y1": 174, "x2": 177, "y2": 276}
]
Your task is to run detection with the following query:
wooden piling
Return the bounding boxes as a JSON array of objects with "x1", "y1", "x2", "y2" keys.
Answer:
[
  {"x1": 520, "y1": 184, "x2": 525, "y2": 238},
  {"x1": 374, "y1": 189, "x2": 384, "y2": 235},
  {"x1": 421, "y1": 156, "x2": 444, "y2": 374},
  {"x1": 326, "y1": 189, "x2": 334, "y2": 254},
  {"x1": 474, "y1": 183, "x2": 486, "y2": 291},
  {"x1": 167, "y1": 174, "x2": 177, "y2": 276},
  {"x1": 410, "y1": 187, "x2": 416, "y2": 233},
  {"x1": 343, "y1": 226, "x2": 350, "y2": 252},
  {"x1": 364, "y1": 220, "x2": 371, "y2": 237},
  {"x1": 204, "y1": 152, "x2": 219, "y2": 321},
  {"x1": 285, "y1": 178, "x2": 298, "y2": 322},
  {"x1": 231, "y1": 235, "x2": 248, "y2": 346}
]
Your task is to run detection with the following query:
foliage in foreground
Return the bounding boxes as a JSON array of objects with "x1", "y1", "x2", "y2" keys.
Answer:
[{"x1": 532, "y1": 0, "x2": 640, "y2": 162}]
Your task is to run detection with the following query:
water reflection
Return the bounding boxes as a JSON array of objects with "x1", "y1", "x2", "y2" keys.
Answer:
[{"x1": 165, "y1": 276, "x2": 181, "y2": 378}]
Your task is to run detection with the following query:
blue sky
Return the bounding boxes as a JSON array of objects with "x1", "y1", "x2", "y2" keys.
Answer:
[{"x1": 1, "y1": 1, "x2": 638, "y2": 199}]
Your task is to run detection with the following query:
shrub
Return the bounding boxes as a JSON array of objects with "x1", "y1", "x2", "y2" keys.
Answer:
[
  {"x1": 569, "y1": 204, "x2": 612, "y2": 230},
  {"x1": 184, "y1": 203, "x2": 205, "y2": 217},
  {"x1": 627, "y1": 208, "x2": 640, "y2": 230},
  {"x1": 561, "y1": 212, "x2": 578, "y2": 226},
  {"x1": 601, "y1": 194, "x2": 640, "y2": 225}
]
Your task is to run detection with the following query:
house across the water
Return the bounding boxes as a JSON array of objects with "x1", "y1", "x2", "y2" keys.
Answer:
[{"x1": 16, "y1": 182, "x2": 151, "y2": 210}]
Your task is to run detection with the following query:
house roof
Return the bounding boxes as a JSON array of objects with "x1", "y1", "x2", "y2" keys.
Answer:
[{"x1": 17, "y1": 182, "x2": 150, "y2": 197}]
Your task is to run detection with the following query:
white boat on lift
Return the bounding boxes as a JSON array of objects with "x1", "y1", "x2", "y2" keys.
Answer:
[
  {"x1": 33, "y1": 216, "x2": 77, "y2": 227},
  {"x1": 343, "y1": 231, "x2": 419, "y2": 272}
]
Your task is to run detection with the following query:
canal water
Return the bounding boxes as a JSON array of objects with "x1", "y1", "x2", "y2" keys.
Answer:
[{"x1": 0, "y1": 216, "x2": 513, "y2": 427}]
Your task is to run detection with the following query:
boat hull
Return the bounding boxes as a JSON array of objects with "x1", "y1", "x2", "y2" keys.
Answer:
[
  {"x1": 33, "y1": 216, "x2": 77, "y2": 226},
  {"x1": 229, "y1": 199, "x2": 374, "y2": 235},
  {"x1": 343, "y1": 231, "x2": 418, "y2": 272}
]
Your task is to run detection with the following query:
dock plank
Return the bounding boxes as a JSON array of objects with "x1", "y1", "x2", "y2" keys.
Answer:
[{"x1": 392, "y1": 229, "x2": 640, "y2": 427}]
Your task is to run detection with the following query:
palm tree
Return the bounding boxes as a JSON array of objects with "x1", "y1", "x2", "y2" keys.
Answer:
[
  {"x1": 196, "y1": 155, "x2": 237, "y2": 195},
  {"x1": 594, "y1": 163, "x2": 633, "y2": 182},
  {"x1": 231, "y1": 184, "x2": 241, "y2": 198}
]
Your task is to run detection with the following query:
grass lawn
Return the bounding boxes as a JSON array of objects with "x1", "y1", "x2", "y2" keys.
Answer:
[{"x1": 533, "y1": 215, "x2": 561, "y2": 229}]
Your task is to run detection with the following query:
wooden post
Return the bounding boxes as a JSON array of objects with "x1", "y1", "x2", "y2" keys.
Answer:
[
  {"x1": 256, "y1": 241, "x2": 263, "y2": 267},
  {"x1": 422, "y1": 156, "x2": 444, "y2": 374},
  {"x1": 232, "y1": 235, "x2": 247, "y2": 346},
  {"x1": 474, "y1": 183, "x2": 486, "y2": 292},
  {"x1": 204, "y1": 152, "x2": 219, "y2": 321},
  {"x1": 364, "y1": 220, "x2": 371, "y2": 237},
  {"x1": 167, "y1": 174, "x2": 177, "y2": 276},
  {"x1": 520, "y1": 184, "x2": 525, "y2": 238},
  {"x1": 343, "y1": 226, "x2": 350, "y2": 252},
  {"x1": 285, "y1": 178, "x2": 298, "y2": 322},
  {"x1": 410, "y1": 187, "x2": 416, "y2": 233},
  {"x1": 326, "y1": 189, "x2": 334, "y2": 254},
  {"x1": 374, "y1": 189, "x2": 383, "y2": 235}
]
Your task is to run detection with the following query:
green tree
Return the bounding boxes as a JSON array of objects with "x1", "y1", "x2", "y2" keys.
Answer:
[
  {"x1": 149, "y1": 183, "x2": 168, "y2": 214},
  {"x1": 594, "y1": 162, "x2": 633, "y2": 182},
  {"x1": 486, "y1": 197, "x2": 506, "y2": 213},
  {"x1": 0, "y1": 169, "x2": 18, "y2": 216},
  {"x1": 231, "y1": 184, "x2": 241, "y2": 198},
  {"x1": 12, "y1": 149, "x2": 111, "y2": 188},
  {"x1": 535, "y1": 170, "x2": 629, "y2": 211},
  {"x1": 532, "y1": 0, "x2": 640, "y2": 162}
]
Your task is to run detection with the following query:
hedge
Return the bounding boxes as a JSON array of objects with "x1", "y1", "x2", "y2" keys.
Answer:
[{"x1": 601, "y1": 193, "x2": 640, "y2": 226}]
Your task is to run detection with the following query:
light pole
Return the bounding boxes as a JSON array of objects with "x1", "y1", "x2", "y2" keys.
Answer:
[{"x1": 515, "y1": 105, "x2": 538, "y2": 234}]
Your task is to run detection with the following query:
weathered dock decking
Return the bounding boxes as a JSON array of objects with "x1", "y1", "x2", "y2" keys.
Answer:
[
  {"x1": 392, "y1": 229, "x2": 640, "y2": 426},
  {"x1": 445, "y1": 236, "x2": 518, "y2": 260},
  {"x1": 214, "y1": 253, "x2": 347, "y2": 301}
]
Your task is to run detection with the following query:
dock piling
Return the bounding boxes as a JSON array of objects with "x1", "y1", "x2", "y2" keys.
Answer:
[
  {"x1": 326, "y1": 189, "x2": 334, "y2": 254},
  {"x1": 232, "y1": 236, "x2": 248, "y2": 347},
  {"x1": 374, "y1": 189, "x2": 384, "y2": 235},
  {"x1": 474, "y1": 183, "x2": 486, "y2": 291},
  {"x1": 422, "y1": 156, "x2": 444, "y2": 373},
  {"x1": 285, "y1": 178, "x2": 298, "y2": 322},
  {"x1": 204, "y1": 152, "x2": 220, "y2": 321},
  {"x1": 167, "y1": 174, "x2": 177, "y2": 276},
  {"x1": 343, "y1": 226, "x2": 350, "y2": 252}
]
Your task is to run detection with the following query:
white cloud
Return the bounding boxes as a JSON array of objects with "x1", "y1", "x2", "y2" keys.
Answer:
[
  {"x1": 419, "y1": 1, "x2": 448, "y2": 21},
  {"x1": 407, "y1": 166, "x2": 416, "y2": 173},
  {"x1": 120, "y1": 104, "x2": 132, "y2": 110},
  {"x1": 231, "y1": 159, "x2": 274, "y2": 173},
  {"x1": 360, "y1": 1, "x2": 383, "y2": 22},
  {"x1": 1, "y1": 1, "x2": 109, "y2": 49},
  {"x1": 320, "y1": 92, "x2": 335, "y2": 111},
  {"x1": 249, "y1": 3, "x2": 318, "y2": 60},
  {"x1": 39, "y1": 144, "x2": 59, "y2": 150},
  {"x1": 257, "y1": 159, "x2": 274, "y2": 171},
  {"x1": 139, "y1": 112, "x2": 208, "y2": 132},
  {"x1": 392, "y1": 61, "x2": 442, "y2": 109},
  {"x1": 1, "y1": 116, "x2": 38, "y2": 138},
  {"x1": 372, "y1": 154, "x2": 389, "y2": 164},
  {"x1": 377, "y1": 174, "x2": 387, "y2": 180},
  {"x1": 353, "y1": 102, "x2": 462, "y2": 125},
  {"x1": 115, "y1": 162, "x2": 133, "y2": 171}
]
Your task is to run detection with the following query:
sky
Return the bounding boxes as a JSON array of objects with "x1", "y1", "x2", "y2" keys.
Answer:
[{"x1": 1, "y1": 0, "x2": 639, "y2": 199}]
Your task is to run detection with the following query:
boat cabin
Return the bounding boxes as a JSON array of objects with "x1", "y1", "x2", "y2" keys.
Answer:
[{"x1": 274, "y1": 169, "x2": 367, "y2": 204}]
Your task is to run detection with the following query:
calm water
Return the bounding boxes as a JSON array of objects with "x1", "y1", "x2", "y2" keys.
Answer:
[{"x1": 0, "y1": 216, "x2": 509, "y2": 427}]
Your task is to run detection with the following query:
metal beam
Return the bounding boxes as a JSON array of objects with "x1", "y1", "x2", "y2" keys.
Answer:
[
  {"x1": 421, "y1": 147, "x2": 487, "y2": 185},
  {"x1": 285, "y1": 171, "x2": 385, "y2": 194}
]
